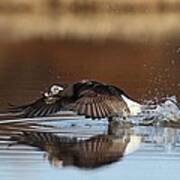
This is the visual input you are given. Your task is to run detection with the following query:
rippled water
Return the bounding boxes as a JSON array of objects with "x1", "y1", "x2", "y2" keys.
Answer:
[
  {"x1": 0, "y1": 38, "x2": 179, "y2": 179},
  {"x1": 0, "y1": 110, "x2": 180, "y2": 180},
  {"x1": 0, "y1": 101, "x2": 179, "y2": 180}
]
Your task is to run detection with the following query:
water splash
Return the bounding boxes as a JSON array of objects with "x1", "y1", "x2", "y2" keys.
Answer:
[{"x1": 135, "y1": 96, "x2": 180, "y2": 125}]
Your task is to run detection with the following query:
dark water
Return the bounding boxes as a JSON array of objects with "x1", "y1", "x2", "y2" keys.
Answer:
[
  {"x1": 0, "y1": 38, "x2": 179, "y2": 180},
  {"x1": 0, "y1": 39, "x2": 179, "y2": 109}
]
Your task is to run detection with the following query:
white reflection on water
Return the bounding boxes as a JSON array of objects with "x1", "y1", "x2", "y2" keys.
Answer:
[
  {"x1": 0, "y1": 96, "x2": 179, "y2": 179},
  {"x1": 0, "y1": 122, "x2": 180, "y2": 180}
]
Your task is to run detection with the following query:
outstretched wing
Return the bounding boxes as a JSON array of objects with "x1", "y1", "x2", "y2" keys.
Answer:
[
  {"x1": 8, "y1": 96, "x2": 63, "y2": 118},
  {"x1": 68, "y1": 84, "x2": 130, "y2": 119},
  {"x1": 8, "y1": 82, "x2": 130, "y2": 119}
]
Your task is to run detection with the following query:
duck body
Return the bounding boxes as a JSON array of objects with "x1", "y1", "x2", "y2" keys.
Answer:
[{"x1": 9, "y1": 80, "x2": 142, "y2": 120}]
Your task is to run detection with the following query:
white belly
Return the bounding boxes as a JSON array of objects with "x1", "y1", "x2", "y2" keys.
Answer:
[{"x1": 121, "y1": 95, "x2": 142, "y2": 116}]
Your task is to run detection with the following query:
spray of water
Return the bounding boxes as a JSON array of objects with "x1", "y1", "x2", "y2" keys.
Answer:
[{"x1": 131, "y1": 96, "x2": 180, "y2": 125}]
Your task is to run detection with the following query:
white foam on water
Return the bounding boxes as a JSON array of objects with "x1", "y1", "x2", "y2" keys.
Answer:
[{"x1": 132, "y1": 96, "x2": 180, "y2": 124}]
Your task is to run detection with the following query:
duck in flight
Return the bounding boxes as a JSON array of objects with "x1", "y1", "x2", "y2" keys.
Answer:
[{"x1": 9, "y1": 80, "x2": 142, "y2": 120}]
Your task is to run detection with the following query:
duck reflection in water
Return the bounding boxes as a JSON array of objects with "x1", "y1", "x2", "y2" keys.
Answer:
[{"x1": 9, "y1": 122, "x2": 141, "y2": 169}]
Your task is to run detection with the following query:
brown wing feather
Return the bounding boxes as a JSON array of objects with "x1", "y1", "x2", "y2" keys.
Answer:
[
  {"x1": 91, "y1": 100, "x2": 97, "y2": 118},
  {"x1": 71, "y1": 93, "x2": 130, "y2": 119},
  {"x1": 8, "y1": 96, "x2": 63, "y2": 118},
  {"x1": 86, "y1": 103, "x2": 91, "y2": 118},
  {"x1": 98, "y1": 102, "x2": 106, "y2": 118},
  {"x1": 96, "y1": 102, "x2": 101, "y2": 118},
  {"x1": 94, "y1": 101, "x2": 101, "y2": 118}
]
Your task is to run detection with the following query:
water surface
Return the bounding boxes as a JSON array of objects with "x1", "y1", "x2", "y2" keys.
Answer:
[
  {"x1": 0, "y1": 117, "x2": 180, "y2": 180},
  {"x1": 0, "y1": 39, "x2": 179, "y2": 109},
  {"x1": 0, "y1": 31, "x2": 179, "y2": 180}
]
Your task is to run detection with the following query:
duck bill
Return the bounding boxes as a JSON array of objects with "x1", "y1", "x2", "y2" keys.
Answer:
[{"x1": 44, "y1": 91, "x2": 53, "y2": 97}]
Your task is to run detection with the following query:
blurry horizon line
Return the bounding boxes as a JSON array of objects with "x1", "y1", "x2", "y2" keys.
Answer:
[{"x1": 0, "y1": 0, "x2": 180, "y2": 42}]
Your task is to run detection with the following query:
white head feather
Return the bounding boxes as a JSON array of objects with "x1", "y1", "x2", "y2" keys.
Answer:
[{"x1": 50, "y1": 85, "x2": 64, "y2": 95}]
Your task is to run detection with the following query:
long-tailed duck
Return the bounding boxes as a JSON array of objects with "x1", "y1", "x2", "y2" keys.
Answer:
[{"x1": 9, "y1": 80, "x2": 142, "y2": 120}]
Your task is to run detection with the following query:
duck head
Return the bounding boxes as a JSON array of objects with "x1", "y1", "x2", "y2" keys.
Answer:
[{"x1": 44, "y1": 84, "x2": 64, "y2": 97}]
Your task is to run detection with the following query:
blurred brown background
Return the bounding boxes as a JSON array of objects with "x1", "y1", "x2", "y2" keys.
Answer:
[{"x1": 0, "y1": 0, "x2": 179, "y2": 108}]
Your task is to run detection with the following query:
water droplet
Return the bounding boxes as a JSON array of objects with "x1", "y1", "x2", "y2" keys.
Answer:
[
  {"x1": 176, "y1": 47, "x2": 180, "y2": 54},
  {"x1": 171, "y1": 59, "x2": 175, "y2": 65}
]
